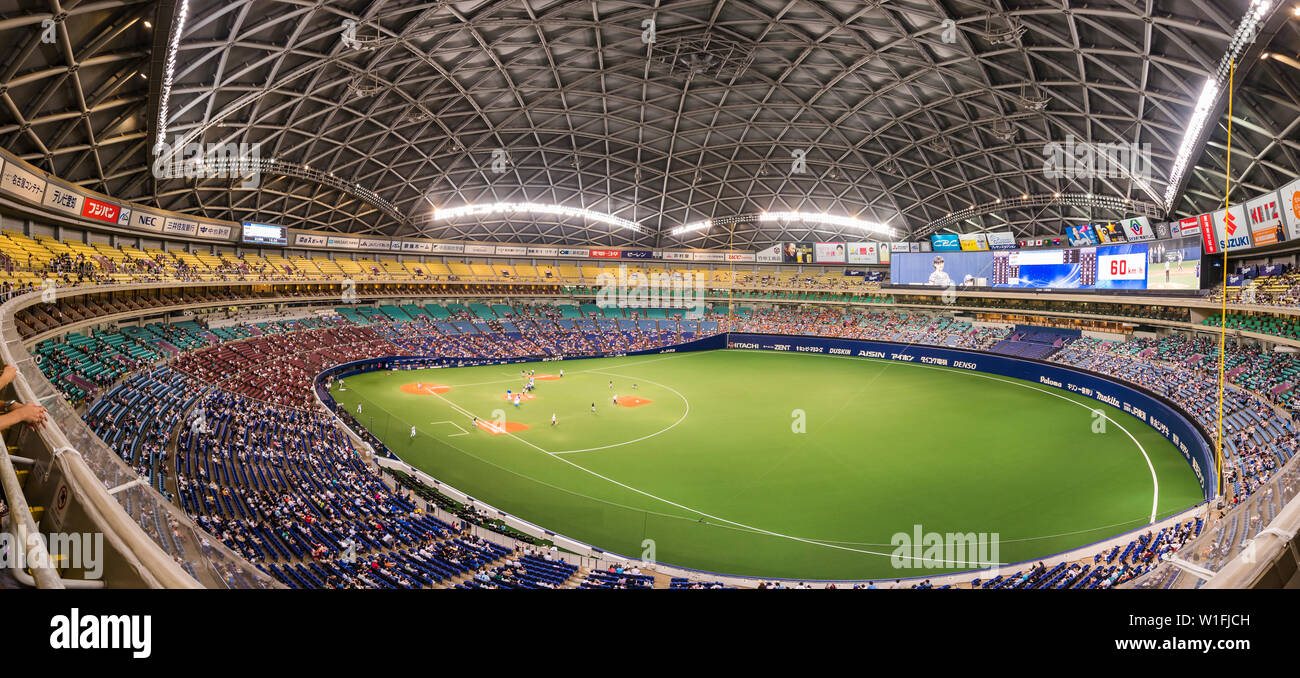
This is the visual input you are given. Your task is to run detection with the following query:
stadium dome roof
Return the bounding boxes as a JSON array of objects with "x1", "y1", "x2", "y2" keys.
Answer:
[{"x1": 0, "y1": 0, "x2": 1297, "y2": 248}]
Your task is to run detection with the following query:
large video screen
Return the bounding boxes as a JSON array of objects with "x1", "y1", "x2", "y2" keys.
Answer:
[
  {"x1": 1145, "y1": 236, "x2": 1202, "y2": 290},
  {"x1": 890, "y1": 251, "x2": 994, "y2": 287},
  {"x1": 890, "y1": 236, "x2": 1201, "y2": 291},
  {"x1": 993, "y1": 248, "x2": 1096, "y2": 288},
  {"x1": 242, "y1": 222, "x2": 287, "y2": 246}
]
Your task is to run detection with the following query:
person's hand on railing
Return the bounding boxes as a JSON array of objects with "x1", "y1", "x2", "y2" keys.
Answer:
[{"x1": 0, "y1": 401, "x2": 48, "y2": 431}]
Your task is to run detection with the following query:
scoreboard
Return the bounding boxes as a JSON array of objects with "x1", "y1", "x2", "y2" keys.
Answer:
[
  {"x1": 992, "y1": 247, "x2": 1097, "y2": 288},
  {"x1": 893, "y1": 236, "x2": 1201, "y2": 291}
]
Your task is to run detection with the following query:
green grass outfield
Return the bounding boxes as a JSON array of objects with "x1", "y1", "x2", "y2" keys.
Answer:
[{"x1": 330, "y1": 349, "x2": 1204, "y2": 581}]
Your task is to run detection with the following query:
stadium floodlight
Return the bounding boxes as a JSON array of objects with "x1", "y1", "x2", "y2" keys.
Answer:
[
  {"x1": 1162, "y1": 79, "x2": 1222, "y2": 209},
  {"x1": 670, "y1": 219, "x2": 712, "y2": 237},
  {"x1": 1162, "y1": 0, "x2": 1275, "y2": 209},
  {"x1": 757, "y1": 211, "x2": 895, "y2": 237},
  {"x1": 155, "y1": 0, "x2": 190, "y2": 149},
  {"x1": 431, "y1": 202, "x2": 641, "y2": 232}
]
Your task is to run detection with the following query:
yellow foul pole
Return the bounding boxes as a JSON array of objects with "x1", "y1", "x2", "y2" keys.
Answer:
[{"x1": 1217, "y1": 60, "x2": 1235, "y2": 501}]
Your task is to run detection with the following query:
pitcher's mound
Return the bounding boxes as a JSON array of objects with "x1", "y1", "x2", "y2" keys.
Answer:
[
  {"x1": 476, "y1": 420, "x2": 530, "y2": 435},
  {"x1": 617, "y1": 397, "x2": 652, "y2": 408},
  {"x1": 402, "y1": 383, "x2": 450, "y2": 395}
]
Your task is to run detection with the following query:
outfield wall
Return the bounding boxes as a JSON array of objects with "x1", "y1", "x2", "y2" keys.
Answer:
[{"x1": 728, "y1": 333, "x2": 1217, "y2": 503}]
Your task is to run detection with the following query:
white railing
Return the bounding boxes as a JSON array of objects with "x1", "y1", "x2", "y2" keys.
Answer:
[
  {"x1": 1126, "y1": 448, "x2": 1300, "y2": 589},
  {"x1": 0, "y1": 289, "x2": 279, "y2": 589}
]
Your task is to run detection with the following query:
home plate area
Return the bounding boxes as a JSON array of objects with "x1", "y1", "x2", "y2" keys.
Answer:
[
  {"x1": 476, "y1": 420, "x2": 530, "y2": 435},
  {"x1": 616, "y1": 396, "x2": 652, "y2": 408},
  {"x1": 401, "y1": 383, "x2": 450, "y2": 395}
]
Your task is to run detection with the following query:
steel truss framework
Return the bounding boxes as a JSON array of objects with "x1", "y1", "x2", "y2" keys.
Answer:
[{"x1": 1, "y1": 0, "x2": 1298, "y2": 249}]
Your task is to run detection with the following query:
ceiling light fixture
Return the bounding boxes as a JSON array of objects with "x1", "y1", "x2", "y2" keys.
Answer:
[
  {"x1": 1163, "y1": 0, "x2": 1275, "y2": 209},
  {"x1": 670, "y1": 220, "x2": 712, "y2": 236},
  {"x1": 432, "y1": 202, "x2": 641, "y2": 232},
  {"x1": 154, "y1": 0, "x2": 189, "y2": 150},
  {"x1": 758, "y1": 211, "x2": 895, "y2": 237}
]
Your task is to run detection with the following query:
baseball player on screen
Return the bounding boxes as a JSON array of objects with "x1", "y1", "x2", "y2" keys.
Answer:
[{"x1": 927, "y1": 255, "x2": 954, "y2": 287}]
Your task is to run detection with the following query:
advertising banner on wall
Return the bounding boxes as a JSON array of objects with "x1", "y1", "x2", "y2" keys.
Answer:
[
  {"x1": 1065, "y1": 224, "x2": 1099, "y2": 246},
  {"x1": 725, "y1": 252, "x2": 755, "y2": 262},
  {"x1": 1278, "y1": 177, "x2": 1300, "y2": 240},
  {"x1": 295, "y1": 233, "x2": 327, "y2": 247},
  {"x1": 662, "y1": 251, "x2": 694, "y2": 261},
  {"x1": 328, "y1": 236, "x2": 359, "y2": 249},
  {"x1": 400, "y1": 241, "x2": 433, "y2": 253},
  {"x1": 755, "y1": 245, "x2": 782, "y2": 263},
  {"x1": 1245, "y1": 192, "x2": 1286, "y2": 246},
  {"x1": 1210, "y1": 204, "x2": 1252, "y2": 251},
  {"x1": 693, "y1": 251, "x2": 725, "y2": 261},
  {"x1": 780, "y1": 242, "x2": 816, "y2": 263},
  {"x1": 621, "y1": 249, "x2": 654, "y2": 259},
  {"x1": 526, "y1": 247, "x2": 558, "y2": 257},
  {"x1": 495, "y1": 245, "x2": 527, "y2": 256},
  {"x1": 429, "y1": 242, "x2": 464, "y2": 254},
  {"x1": 930, "y1": 234, "x2": 961, "y2": 251},
  {"x1": 556, "y1": 248, "x2": 587, "y2": 257},
  {"x1": 162, "y1": 217, "x2": 198, "y2": 237},
  {"x1": 878, "y1": 243, "x2": 891, "y2": 264},
  {"x1": 589, "y1": 249, "x2": 621, "y2": 258},
  {"x1": 196, "y1": 222, "x2": 234, "y2": 240},
  {"x1": 1119, "y1": 216, "x2": 1155, "y2": 242},
  {"x1": 131, "y1": 209, "x2": 167, "y2": 233},
  {"x1": 0, "y1": 159, "x2": 46, "y2": 203},
  {"x1": 986, "y1": 232, "x2": 1016, "y2": 250},
  {"x1": 815, "y1": 242, "x2": 846, "y2": 263},
  {"x1": 957, "y1": 234, "x2": 988, "y2": 251},
  {"x1": 1177, "y1": 214, "x2": 1208, "y2": 240},
  {"x1": 42, "y1": 183, "x2": 83, "y2": 216},
  {"x1": 358, "y1": 238, "x2": 390, "y2": 250},
  {"x1": 463, "y1": 244, "x2": 495, "y2": 255},
  {"x1": 1092, "y1": 222, "x2": 1127, "y2": 243},
  {"x1": 845, "y1": 242, "x2": 879, "y2": 264},
  {"x1": 79, "y1": 197, "x2": 122, "y2": 225},
  {"x1": 1186, "y1": 215, "x2": 1215, "y2": 254}
]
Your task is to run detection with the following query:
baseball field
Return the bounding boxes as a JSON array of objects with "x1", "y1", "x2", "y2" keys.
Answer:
[{"x1": 329, "y1": 349, "x2": 1204, "y2": 581}]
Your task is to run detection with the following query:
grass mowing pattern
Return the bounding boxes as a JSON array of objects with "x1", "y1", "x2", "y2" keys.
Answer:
[{"x1": 331, "y1": 349, "x2": 1204, "y2": 580}]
